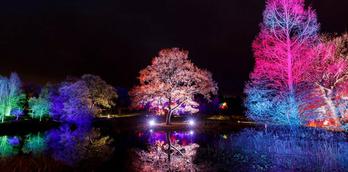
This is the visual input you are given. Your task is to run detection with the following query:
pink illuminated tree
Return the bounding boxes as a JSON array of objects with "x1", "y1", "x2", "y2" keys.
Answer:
[
  {"x1": 130, "y1": 48, "x2": 218, "y2": 125},
  {"x1": 245, "y1": 0, "x2": 319, "y2": 125},
  {"x1": 302, "y1": 33, "x2": 348, "y2": 128}
]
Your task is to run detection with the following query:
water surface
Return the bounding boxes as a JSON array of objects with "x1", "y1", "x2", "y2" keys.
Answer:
[{"x1": 0, "y1": 125, "x2": 347, "y2": 171}]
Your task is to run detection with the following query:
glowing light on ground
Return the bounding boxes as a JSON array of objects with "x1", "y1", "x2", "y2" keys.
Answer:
[
  {"x1": 148, "y1": 119, "x2": 156, "y2": 127},
  {"x1": 188, "y1": 119, "x2": 195, "y2": 126}
]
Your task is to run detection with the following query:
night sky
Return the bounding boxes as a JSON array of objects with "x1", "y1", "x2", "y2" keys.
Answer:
[{"x1": 1, "y1": 0, "x2": 348, "y2": 95}]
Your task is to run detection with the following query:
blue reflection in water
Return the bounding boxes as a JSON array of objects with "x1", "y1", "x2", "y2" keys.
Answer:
[
  {"x1": 46, "y1": 124, "x2": 114, "y2": 166},
  {"x1": 2, "y1": 126, "x2": 348, "y2": 171},
  {"x1": 0, "y1": 124, "x2": 114, "y2": 168},
  {"x1": 195, "y1": 127, "x2": 348, "y2": 171},
  {"x1": 232, "y1": 127, "x2": 348, "y2": 171}
]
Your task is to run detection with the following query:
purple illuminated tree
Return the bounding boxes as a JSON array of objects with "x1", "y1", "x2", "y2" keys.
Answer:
[
  {"x1": 51, "y1": 80, "x2": 93, "y2": 125},
  {"x1": 130, "y1": 48, "x2": 218, "y2": 125},
  {"x1": 245, "y1": 0, "x2": 319, "y2": 125},
  {"x1": 50, "y1": 74, "x2": 117, "y2": 124}
]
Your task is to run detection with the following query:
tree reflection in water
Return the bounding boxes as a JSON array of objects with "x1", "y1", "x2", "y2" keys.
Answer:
[
  {"x1": 22, "y1": 133, "x2": 46, "y2": 156},
  {"x1": 0, "y1": 125, "x2": 114, "y2": 170},
  {"x1": 0, "y1": 136, "x2": 20, "y2": 158},
  {"x1": 132, "y1": 130, "x2": 199, "y2": 172},
  {"x1": 47, "y1": 125, "x2": 114, "y2": 166}
]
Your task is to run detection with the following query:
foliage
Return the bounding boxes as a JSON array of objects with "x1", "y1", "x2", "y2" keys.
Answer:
[
  {"x1": 50, "y1": 75, "x2": 117, "y2": 121},
  {"x1": 81, "y1": 74, "x2": 118, "y2": 115},
  {"x1": 130, "y1": 48, "x2": 218, "y2": 124},
  {"x1": 245, "y1": 81, "x2": 300, "y2": 125},
  {"x1": 28, "y1": 88, "x2": 51, "y2": 121},
  {"x1": 245, "y1": 0, "x2": 319, "y2": 125},
  {"x1": 0, "y1": 73, "x2": 26, "y2": 123},
  {"x1": 50, "y1": 80, "x2": 93, "y2": 125},
  {"x1": 300, "y1": 33, "x2": 348, "y2": 128},
  {"x1": 10, "y1": 108, "x2": 24, "y2": 120}
]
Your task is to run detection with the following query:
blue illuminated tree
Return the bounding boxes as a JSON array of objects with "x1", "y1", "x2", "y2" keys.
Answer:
[{"x1": 245, "y1": 80, "x2": 301, "y2": 125}]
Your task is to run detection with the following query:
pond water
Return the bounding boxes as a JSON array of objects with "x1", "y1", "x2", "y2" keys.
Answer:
[{"x1": 1, "y1": 125, "x2": 348, "y2": 172}]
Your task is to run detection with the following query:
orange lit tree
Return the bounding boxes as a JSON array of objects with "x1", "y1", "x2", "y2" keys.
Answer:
[{"x1": 130, "y1": 48, "x2": 218, "y2": 125}]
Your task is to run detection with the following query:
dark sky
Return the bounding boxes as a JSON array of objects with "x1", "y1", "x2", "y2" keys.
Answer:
[{"x1": 1, "y1": 0, "x2": 348, "y2": 95}]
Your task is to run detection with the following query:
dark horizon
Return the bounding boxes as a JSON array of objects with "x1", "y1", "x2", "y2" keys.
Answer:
[{"x1": 1, "y1": 0, "x2": 348, "y2": 95}]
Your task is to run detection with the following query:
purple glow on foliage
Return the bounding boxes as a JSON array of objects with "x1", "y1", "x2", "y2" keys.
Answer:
[{"x1": 49, "y1": 81, "x2": 93, "y2": 126}]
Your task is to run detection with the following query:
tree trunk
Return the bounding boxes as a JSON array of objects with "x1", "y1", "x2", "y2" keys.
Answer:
[
  {"x1": 166, "y1": 111, "x2": 173, "y2": 125},
  {"x1": 166, "y1": 132, "x2": 171, "y2": 166},
  {"x1": 5, "y1": 106, "x2": 11, "y2": 117},
  {"x1": 319, "y1": 86, "x2": 341, "y2": 127},
  {"x1": 286, "y1": 36, "x2": 298, "y2": 125}
]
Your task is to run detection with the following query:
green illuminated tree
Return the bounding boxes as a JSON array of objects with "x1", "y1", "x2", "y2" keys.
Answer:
[
  {"x1": 0, "y1": 73, "x2": 25, "y2": 123},
  {"x1": 28, "y1": 88, "x2": 51, "y2": 121}
]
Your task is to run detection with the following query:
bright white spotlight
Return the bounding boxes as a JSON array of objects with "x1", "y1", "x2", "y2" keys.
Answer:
[
  {"x1": 148, "y1": 119, "x2": 156, "y2": 127},
  {"x1": 189, "y1": 130, "x2": 194, "y2": 135},
  {"x1": 188, "y1": 119, "x2": 195, "y2": 126}
]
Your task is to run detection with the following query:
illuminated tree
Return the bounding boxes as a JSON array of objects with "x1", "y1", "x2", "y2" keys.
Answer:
[
  {"x1": 81, "y1": 74, "x2": 118, "y2": 115},
  {"x1": 0, "y1": 73, "x2": 25, "y2": 123},
  {"x1": 28, "y1": 88, "x2": 51, "y2": 121},
  {"x1": 51, "y1": 80, "x2": 93, "y2": 125},
  {"x1": 245, "y1": 0, "x2": 319, "y2": 125},
  {"x1": 302, "y1": 33, "x2": 348, "y2": 127},
  {"x1": 130, "y1": 48, "x2": 218, "y2": 124}
]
